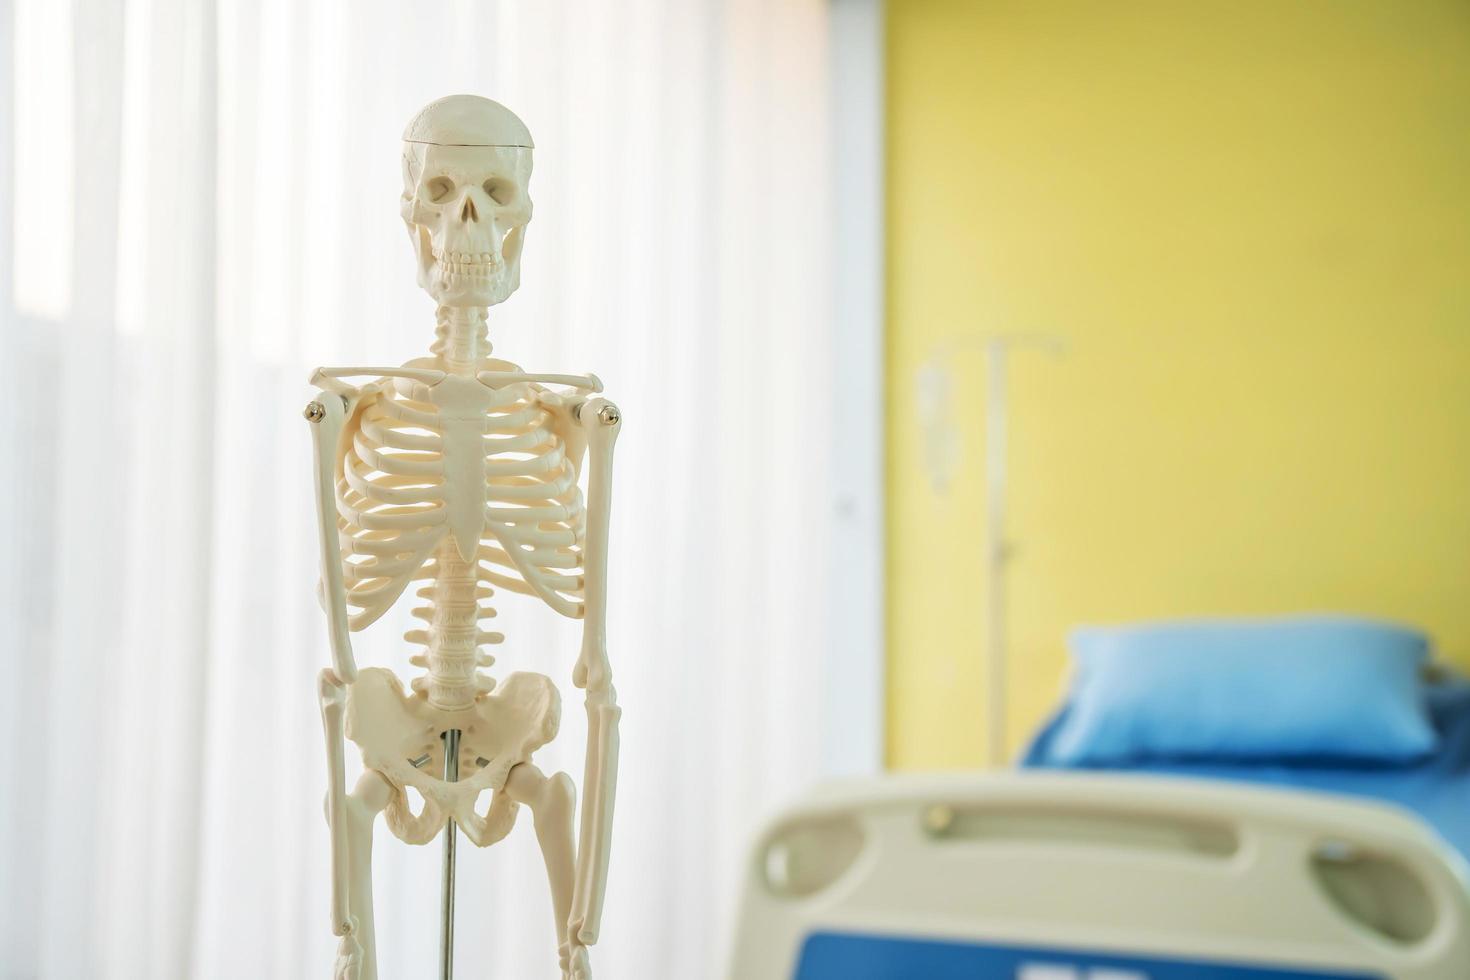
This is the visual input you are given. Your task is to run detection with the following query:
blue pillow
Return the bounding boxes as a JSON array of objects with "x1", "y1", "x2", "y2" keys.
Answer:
[{"x1": 1046, "y1": 616, "x2": 1437, "y2": 766}]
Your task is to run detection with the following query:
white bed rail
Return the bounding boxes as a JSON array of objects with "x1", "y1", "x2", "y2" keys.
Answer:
[{"x1": 729, "y1": 772, "x2": 1470, "y2": 979}]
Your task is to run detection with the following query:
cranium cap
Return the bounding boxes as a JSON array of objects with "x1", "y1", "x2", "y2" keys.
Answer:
[{"x1": 402, "y1": 94, "x2": 534, "y2": 148}]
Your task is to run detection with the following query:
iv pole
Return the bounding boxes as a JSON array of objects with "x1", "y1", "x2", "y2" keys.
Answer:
[{"x1": 919, "y1": 333, "x2": 1064, "y2": 767}]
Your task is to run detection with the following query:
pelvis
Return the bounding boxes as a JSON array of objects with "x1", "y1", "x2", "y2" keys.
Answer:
[{"x1": 344, "y1": 667, "x2": 560, "y2": 846}]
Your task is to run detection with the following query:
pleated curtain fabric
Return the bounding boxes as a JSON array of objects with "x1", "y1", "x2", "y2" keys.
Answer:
[{"x1": 0, "y1": 0, "x2": 837, "y2": 976}]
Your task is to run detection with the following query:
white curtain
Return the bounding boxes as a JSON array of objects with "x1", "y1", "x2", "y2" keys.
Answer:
[{"x1": 0, "y1": 1, "x2": 842, "y2": 977}]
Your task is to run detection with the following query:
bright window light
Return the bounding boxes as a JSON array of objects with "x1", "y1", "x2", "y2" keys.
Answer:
[
  {"x1": 113, "y1": 0, "x2": 153, "y2": 337},
  {"x1": 12, "y1": 0, "x2": 75, "y2": 321}
]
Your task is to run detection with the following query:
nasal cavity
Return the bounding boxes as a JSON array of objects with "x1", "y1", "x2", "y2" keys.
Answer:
[{"x1": 460, "y1": 196, "x2": 479, "y2": 222}]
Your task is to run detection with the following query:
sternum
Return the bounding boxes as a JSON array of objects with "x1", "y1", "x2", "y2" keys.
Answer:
[{"x1": 420, "y1": 538, "x2": 490, "y2": 711}]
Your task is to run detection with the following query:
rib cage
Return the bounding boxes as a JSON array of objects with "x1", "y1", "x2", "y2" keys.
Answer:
[{"x1": 334, "y1": 374, "x2": 586, "y2": 708}]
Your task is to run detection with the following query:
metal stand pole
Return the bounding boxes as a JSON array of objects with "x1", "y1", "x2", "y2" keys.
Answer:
[
  {"x1": 440, "y1": 729, "x2": 461, "y2": 980},
  {"x1": 984, "y1": 341, "x2": 1009, "y2": 768},
  {"x1": 918, "y1": 333, "x2": 1066, "y2": 769}
]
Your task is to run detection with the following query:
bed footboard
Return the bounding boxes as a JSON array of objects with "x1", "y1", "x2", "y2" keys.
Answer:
[{"x1": 728, "y1": 773, "x2": 1470, "y2": 979}]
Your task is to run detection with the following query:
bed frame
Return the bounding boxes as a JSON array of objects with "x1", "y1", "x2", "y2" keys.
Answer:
[{"x1": 729, "y1": 772, "x2": 1470, "y2": 979}]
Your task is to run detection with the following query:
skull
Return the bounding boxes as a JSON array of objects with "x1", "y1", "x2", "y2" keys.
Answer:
[{"x1": 400, "y1": 95, "x2": 534, "y2": 308}]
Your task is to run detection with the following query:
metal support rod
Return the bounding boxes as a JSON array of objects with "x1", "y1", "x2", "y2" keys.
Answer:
[
  {"x1": 984, "y1": 342, "x2": 1009, "y2": 768},
  {"x1": 440, "y1": 729, "x2": 461, "y2": 980}
]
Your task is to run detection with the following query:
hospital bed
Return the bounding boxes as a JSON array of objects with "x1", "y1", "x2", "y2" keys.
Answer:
[
  {"x1": 731, "y1": 619, "x2": 1470, "y2": 978},
  {"x1": 728, "y1": 771, "x2": 1470, "y2": 978},
  {"x1": 1021, "y1": 669, "x2": 1470, "y2": 864}
]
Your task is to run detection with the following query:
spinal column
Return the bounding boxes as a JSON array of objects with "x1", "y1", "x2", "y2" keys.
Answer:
[
  {"x1": 435, "y1": 305, "x2": 489, "y2": 370},
  {"x1": 411, "y1": 539, "x2": 502, "y2": 710},
  {"x1": 415, "y1": 304, "x2": 496, "y2": 710}
]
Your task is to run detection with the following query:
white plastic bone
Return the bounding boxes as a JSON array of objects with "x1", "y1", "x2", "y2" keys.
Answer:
[
  {"x1": 568, "y1": 398, "x2": 622, "y2": 951},
  {"x1": 306, "y1": 95, "x2": 622, "y2": 980}
]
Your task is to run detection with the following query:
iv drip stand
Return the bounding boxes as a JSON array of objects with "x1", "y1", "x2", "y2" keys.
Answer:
[{"x1": 920, "y1": 333, "x2": 1065, "y2": 767}]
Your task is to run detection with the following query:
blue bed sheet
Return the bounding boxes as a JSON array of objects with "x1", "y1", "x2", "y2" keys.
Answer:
[
  {"x1": 1021, "y1": 674, "x2": 1470, "y2": 861},
  {"x1": 796, "y1": 932, "x2": 1381, "y2": 979}
]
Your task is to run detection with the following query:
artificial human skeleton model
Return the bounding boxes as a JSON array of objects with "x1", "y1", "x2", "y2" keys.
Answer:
[{"x1": 305, "y1": 95, "x2": 621, "y2": 980}]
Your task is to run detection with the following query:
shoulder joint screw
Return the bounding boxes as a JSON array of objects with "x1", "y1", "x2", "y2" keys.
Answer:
[
  {"x1": 304, "y1": 401, "x2": 326, "y2": 423},
  {"x1": 597, "y1": 403, "x2": 620, "y2": 426}
]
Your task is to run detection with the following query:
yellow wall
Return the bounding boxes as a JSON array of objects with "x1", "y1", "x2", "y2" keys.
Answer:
[{"x1": 886, "y1": 0, "x2": 1470, "y2": 770}]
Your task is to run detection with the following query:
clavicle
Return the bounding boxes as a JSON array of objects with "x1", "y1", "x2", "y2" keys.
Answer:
[{"x1": 310, "y1": 364, "x2": 600, "y2": 395}]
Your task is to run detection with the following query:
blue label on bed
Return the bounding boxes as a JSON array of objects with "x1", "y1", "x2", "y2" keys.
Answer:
[{"x1": 795, "y1": 932, "x2": 1384, "y2": 979}]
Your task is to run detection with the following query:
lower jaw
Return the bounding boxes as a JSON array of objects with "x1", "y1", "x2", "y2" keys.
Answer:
[{"x1": 435, "y1": 270, "x2": 509, "y2": 302}]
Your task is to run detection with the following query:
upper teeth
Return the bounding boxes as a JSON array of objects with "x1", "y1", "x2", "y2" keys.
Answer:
[{"x1": 437, "y1": 251, "x2": 497, "y2": 265}]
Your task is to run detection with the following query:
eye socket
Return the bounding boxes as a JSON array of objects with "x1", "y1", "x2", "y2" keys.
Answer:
[
  {"x1": 426, "y1": 176, "x2": 455, "y2": 203},
  {"x1": 483, "y1": 179, "x2": 515, "y2": 206}
]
